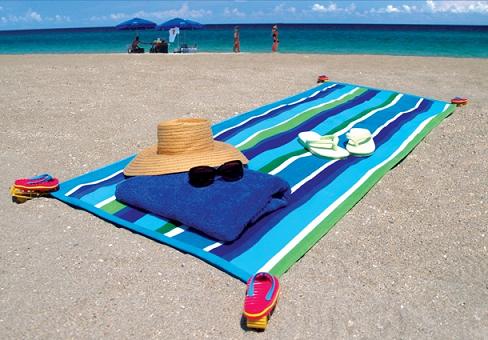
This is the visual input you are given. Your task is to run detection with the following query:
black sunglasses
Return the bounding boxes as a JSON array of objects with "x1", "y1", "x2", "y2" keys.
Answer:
[{"x1": 189, "y1": 160, "x2": 244, "y2": 187}]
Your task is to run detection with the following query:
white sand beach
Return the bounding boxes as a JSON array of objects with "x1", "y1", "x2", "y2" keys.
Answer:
[{"x1": 0, "y1": 53, "x2": 487, "y2": 338}]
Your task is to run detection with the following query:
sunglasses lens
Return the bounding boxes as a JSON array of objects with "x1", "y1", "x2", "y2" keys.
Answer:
[
  {"x1": 218, "y1": 160, "x2": 243, "y2": 182},
  {"x1": 189, "y1": 166, "x2": 215, "y2": 187}
]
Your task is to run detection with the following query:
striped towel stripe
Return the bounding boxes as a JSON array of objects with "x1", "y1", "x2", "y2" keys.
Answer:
[{"x1": 52, "y1": 82, "x2": 456, "y2": 282}]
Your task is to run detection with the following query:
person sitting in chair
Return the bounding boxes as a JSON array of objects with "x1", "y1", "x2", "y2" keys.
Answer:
[
  {"x1": 150, "y1": 38, "x2": 168, "y2": 53},
  {"x1": 130, "y1": 36, "x2": 144, "y2": 53}
]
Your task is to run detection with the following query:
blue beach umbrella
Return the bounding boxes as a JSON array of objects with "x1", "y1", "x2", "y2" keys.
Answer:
[
  {"x1": 156, "y1": 18, "x2": 203, "y2": 50},
  {"x1": 156, "y1": 17, "x2": 204, "y2": 31},
  {"x1": 115, "y1": 17, "x2": 157, "y2": 30}
]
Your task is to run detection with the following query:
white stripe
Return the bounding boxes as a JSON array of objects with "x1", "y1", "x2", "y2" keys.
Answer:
[
  {"x1": 290, "y1": 160, "x2": 339, "y2": 193},
  {"x1": 288, "y1": 96, "x2": 307, "y2": 106},
  {"x1": 372, "y1": 98, "x2": 422, "y2": 138},
  {"x1": 332, "y1": 94, "x2": 403, "y2": 137},
  {"x1": 268, "y1": 152, "x2": 312, "y2": 175},
  {"x1": 206, "y1": 87, "x2": 359, "y2": 252},
  {"x1": 235, "y1": 87, "x2": 361, "y2": 149},
  {"x1": 441, "y1": 103, "x2": 450, "y2": 115},
  {"x1": 65, "y1": 169, "x2": 124, "y2": 196},
  {"x1": 213, "y1": 84, "x2": 337, "y2": 139},
  {"x1": 213, "y1": 104, "x2": 285, "y2": 139},
  {"x1": 284, "y1": 98, "x2": 423, "y2": 194},
  {"x1": 219, "y1": 104, "x2": 287, "y2": 138},
  {"x1": 270, "y1": 93, "x2": 409, "y2": 176},
  {"x1": 203, "y1": 242, "x2": 222, "y2": 252},
  {"x1": 258, "y1": 115, "x2": 437, "y2": 273},
  {"x1": 94, "y1": 195, "x2": 116, "y2": 208},
  {"x1": 164, "y1": 227, "x2": 185, "y2": 238}
]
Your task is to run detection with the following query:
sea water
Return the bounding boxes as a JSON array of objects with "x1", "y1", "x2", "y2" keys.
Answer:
[{"x1": 0, "y1": 24, "x2": 487, "y2": 58}]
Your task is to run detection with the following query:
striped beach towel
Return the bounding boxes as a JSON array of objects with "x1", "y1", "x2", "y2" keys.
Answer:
[{"x1": 52, "y1": 82, "x2": 456, "y2": 282}]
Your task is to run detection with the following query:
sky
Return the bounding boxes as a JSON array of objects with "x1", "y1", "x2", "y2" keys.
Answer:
[{"x1": 0, "y1": 1, "x2": 487, "y2": 30}]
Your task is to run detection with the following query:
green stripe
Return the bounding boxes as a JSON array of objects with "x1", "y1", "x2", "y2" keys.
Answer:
[
  {"x1": 238, "y1": 87, "x2": 367, "y2": 151},
  {"x1": 100, "y1": 200, "x2": 126, "y2": 214},
  {"x1": 259, "y1": 92, "x2": 398, "y2": 173},
  {"x1": 269, "y1": 104, "x2": 456, "y2": 277},
  {"x1": 328, "y1": 93, "x2": 399, "y2": 134},
  {"x1": 155, "y1": 222, "x2": 178, "y2": 234},
  {"x1": 259, "y1": 149, "x2": 307, "y2": 173}
]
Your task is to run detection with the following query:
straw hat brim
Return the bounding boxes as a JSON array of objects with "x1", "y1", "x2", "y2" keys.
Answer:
[{"x1": 124, "y1": 141, "x2": 249, "y2": 176}]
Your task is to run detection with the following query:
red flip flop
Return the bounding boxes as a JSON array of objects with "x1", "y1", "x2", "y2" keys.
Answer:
[
  {"x1": 14, "y1": 174, "x2": 59, "y2": 192},
  {"x1": 451, "y1": 97, "x2": 468, "y2": 106},
  {"x1": 243, "y1": 272, "x2": 280, "y2": 330},
  {"x1": 317, "y1": 75, "x2": 329, "y2": 83}
]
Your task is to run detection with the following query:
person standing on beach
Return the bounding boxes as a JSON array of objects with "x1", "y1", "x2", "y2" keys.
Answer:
[
  {"x1": 233, "y1": 26, "x2": 240, "y2": 53},
  {"x1": 271, "y1": 25, "x2": 279, "y2": 52}
]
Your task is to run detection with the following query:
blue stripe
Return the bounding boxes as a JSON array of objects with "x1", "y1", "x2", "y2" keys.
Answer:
[
  {"x1": 224, "y1": 85, "x2": 357, "y2": 147},
  {"x1": 229, "y1": 101, "x2": 441, "y2": 273},
  {"x1": 276, "y1": 94, "x2": 420, "y2": 185},
  {"x1": 242, "y1": 89, "x2": 380, "y2": 159},
  {"x1": 172, "y1": 228, "x2": 217, "y2": 249},
  {"x1": 247, "y1": 90, "x2": 396, "y2": 171},
  {"x1": 133, "y1": 214, "x2": 168, "y2": 231},
  {"x1": 115, "y1": 206, "x2": 146, "y2": 222},
  {"x1": 51, "y1": 82, "x2": 453, "y2": 282},
  {"x1": 212, "y1": 83, "x2": 331, "y2": 135},
  {"x1": 59, "y1": 155, "x2": 134, "y2": 199},
  {"x1": 212, "y1": 99, "x2": 435, "y2": 261},
  {"x1": 215, "y1": 84, "x2": 345, "y2": 141},
  {"x1": 79, "y1": 184, "x2": 117, "y2": 205},
  {"x1": 69, "y1": 172, "x2": 125, "y2": 199}
]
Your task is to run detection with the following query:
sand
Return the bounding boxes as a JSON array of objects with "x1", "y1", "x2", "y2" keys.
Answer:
[{"x1": 0, "y1": 53, "x2": 487, "y2": 339}]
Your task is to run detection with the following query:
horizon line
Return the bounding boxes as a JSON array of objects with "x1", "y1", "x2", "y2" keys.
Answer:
[{"x1": 1, "y1": 22, "x2": 488, "y2": 33}]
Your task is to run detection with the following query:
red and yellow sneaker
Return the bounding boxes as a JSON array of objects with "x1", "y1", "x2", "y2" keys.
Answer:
[{"x1": 243, "y1": 272, "x2": 280, "y2": 330}]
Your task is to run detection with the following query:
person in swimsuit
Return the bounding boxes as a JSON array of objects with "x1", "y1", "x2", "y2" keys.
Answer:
[
  {"x1": 233, "y1": 26, "x2": 240, "y2": 53},
  {"x1": 272, "y1": 25, "x2": 279, "y2": 52}
]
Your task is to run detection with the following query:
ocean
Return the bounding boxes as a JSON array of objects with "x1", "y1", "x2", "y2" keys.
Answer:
[{"x1": 0, "y1": 24, "x2": 487, "y2": 58}]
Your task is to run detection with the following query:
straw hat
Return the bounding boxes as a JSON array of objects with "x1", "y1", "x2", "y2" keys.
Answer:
[{"x1": 124, "y1": 118, "x2": 248, "y2": 176}]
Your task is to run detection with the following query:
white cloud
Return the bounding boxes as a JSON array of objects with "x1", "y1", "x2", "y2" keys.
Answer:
[
  {"x1": 110, "y1": 13, "x2": 128, "y2": 20},
  {"x1": 311, "y1": 2, "x2": 356, "y2": 14},
  {"x1": 426, "y1": 0, "x2": 488, "y2": 13},
  {"x1": 346, "y1": 3, "x2": 357, "y2": 13},
  {"x1": 402, "y1": 5, "x2": 415, "y2": 13},
  {"x1": 1, "y1": 11, "x2": 69, "y2": 24},
  {"x1": 312, "y1": 3, "x2": 338, "y2": 13},
  {"x1": 370, "y1": 1, "x2": 488, "y2": 15},
  {"x1": 134, "y1": 4, "x2": 212, "y2": 19},
  {"x1": 27, "y1": 10, "x2": 42, "y2": 22},
  {"x1": 89, "y1": 3, "x2": 212, "y2": 22},
  {"x1": 45, "y1": 14, "x2": 71, "y2": 22},
  {"x1": 0, "y1": 9, "x2": 43, "y2": 23},
  {"x1": 0, "y1": 6, "x2": 3, "y2": 11},
  {"x1": 223, "y1": 7, "x2": 246, "y2": 17},
  {"x1": 386, "y1": 5, "x2": 400, "y2": 13},
  {"x1": 274, "y1": 3, "x2": 297, "y2": 14},
  {"x1": 370, "y1": 4, "x2": 402, "y2": 14}
]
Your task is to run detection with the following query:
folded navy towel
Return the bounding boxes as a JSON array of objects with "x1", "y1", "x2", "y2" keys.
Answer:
[{"x1": 115, "y1": 169, "x2": 290, "y2": 242}]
